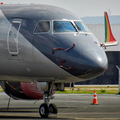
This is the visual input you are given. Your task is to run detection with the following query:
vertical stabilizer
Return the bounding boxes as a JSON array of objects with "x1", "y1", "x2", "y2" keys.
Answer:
[{"x1": 104, "y1": 12, "x2": 117, "y2": 43}]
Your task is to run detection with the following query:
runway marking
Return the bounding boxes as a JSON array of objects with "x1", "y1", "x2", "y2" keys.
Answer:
[
  {"x1": 58, "y1": 112, "x2": 120, "y2": 115},
  {"x1": 60, "y1": 101, "x2": 70, "y2": 113},
  {"x1": 63, "y1": 118, "x2": 120, "y2": 120},
  {"x1": 58, "y1": 116, "x2": 120, "y2": 120}
]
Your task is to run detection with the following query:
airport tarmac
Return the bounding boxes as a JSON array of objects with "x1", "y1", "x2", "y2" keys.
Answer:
[{"x1": 0, "y1": 92, "x2": 120, "y2": 120}]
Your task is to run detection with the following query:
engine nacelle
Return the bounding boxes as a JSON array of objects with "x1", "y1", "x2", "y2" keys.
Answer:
[{"x1": 1, "y1": 81, "x2": 56, "y2": 100}]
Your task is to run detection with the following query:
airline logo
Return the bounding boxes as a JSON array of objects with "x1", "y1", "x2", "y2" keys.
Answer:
[{"x1": 104, "y1": 12, "x2": 117, "y2": 43}]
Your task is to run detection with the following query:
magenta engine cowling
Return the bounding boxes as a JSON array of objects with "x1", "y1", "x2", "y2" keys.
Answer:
[{"x1": 1, "y1": 81, "x2": 55, "y2": 100}]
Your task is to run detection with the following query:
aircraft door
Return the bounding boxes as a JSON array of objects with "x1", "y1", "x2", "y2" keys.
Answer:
[{"x1": 7, "y1": 20, "x2": 22, "y2": 56}]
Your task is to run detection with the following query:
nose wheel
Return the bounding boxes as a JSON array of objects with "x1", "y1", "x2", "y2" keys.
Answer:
[
  {"x1": 39, "y1": 103, "x2": 58, "y2": 118},
  {"x1": 39, "y1": 103, "x2": 49, "y2": 118},
  {"x1": 39, "y1": 82, "x2": 58, "y2": 118},
  {"x1": 49, "y1": 103, "x2": 57, "y2": 114}
]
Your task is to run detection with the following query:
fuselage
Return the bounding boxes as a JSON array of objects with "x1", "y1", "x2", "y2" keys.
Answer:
[{"x1": 0, "y1": 4, "x2": 108, "y2": 83}]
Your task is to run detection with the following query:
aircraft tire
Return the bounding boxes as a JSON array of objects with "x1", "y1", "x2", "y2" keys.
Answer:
[
  {"x1": 39, "y1": 103, "x2": 49, "y2": 118},
  {"x1": 49, "y1": 103, "x2": 57, "y2": 114}
]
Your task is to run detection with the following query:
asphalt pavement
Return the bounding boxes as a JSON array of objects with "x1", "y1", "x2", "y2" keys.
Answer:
[{"x1": 0, "y1": 92, "x2": 120, "y2": 120}]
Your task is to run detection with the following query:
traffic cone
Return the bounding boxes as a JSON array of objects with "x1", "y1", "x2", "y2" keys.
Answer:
[{"x1": 91, "y1": 91, "x2": 98, "y2": 105}]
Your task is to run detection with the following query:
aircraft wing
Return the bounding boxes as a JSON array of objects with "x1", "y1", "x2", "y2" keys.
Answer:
[{"x1": 101, "y1": 12, "x2": 119, "y2": 48}]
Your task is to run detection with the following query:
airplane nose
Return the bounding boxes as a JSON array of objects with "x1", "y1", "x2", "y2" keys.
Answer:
[{"x1": 80, "y1": 48, "x2": 108, "y2": 79}]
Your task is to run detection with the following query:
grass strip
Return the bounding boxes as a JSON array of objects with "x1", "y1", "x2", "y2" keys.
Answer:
[
  {"x1": 0, "y1": 86, "x2": 119, "y2": 94},
  {"x1": 0, "y1": 86, "x2": 3, "y2": 92},
  {"x1": 56, "y1": 89, "x2": 118, "y2": 94}
]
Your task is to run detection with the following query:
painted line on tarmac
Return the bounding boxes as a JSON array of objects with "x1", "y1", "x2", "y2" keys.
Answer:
[{"x1": 58, "y1": 112, "x2": 120, "y2": 115}]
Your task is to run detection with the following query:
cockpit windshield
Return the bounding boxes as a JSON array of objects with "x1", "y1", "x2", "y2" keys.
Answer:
[
  {"x1": 53, "y1": 20, "x2": 90, "y2": 33},
  {"x1": 53, "y1": 21, "x2": 77, "y2": 32},
  {"x1": 74, "y1": 21, "x2": 90, "y2": 32}
]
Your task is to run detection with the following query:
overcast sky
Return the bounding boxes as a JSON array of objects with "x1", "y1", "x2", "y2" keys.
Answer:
[{"x1": 1, "y1": 0, "x2": 120, "y2": 18}]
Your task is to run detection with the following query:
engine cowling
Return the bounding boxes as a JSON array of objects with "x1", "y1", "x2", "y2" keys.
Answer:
[{"x1": 1, "y1": 81, "x2": 55, "y2": 100}]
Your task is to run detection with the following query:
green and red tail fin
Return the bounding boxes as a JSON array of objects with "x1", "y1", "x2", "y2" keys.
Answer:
[{"x1": 104, "y1": 12, "x2": 118, "y2": 46}]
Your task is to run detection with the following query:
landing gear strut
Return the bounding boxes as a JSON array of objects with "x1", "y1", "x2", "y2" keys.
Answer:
[{"x1": 39, "y1": 82, "x2": 57, "y2": 118}]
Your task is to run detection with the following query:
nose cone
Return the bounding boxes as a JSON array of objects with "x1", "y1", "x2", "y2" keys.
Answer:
[{"x1": 80, "y1": 48, "x2": 108, "y2": 79}]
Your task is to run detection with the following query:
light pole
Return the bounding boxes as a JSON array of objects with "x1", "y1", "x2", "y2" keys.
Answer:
[{"x1": 116, "y1": 65, "x2": 120, "y2": 94}]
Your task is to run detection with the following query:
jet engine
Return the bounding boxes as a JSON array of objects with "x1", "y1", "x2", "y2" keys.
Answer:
[{"x1": 1, "y1": 81, "x2": 57, "y2": 100}]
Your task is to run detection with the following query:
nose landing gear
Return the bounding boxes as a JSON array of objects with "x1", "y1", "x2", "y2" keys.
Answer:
[
  {"x1": 39, "y1": 82, "x2": 58, "y2": 118},
  {"x1": 39, "y1": 103, "x2": 57, "y2": 118}
]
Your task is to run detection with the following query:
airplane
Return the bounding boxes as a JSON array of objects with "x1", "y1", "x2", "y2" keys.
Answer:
[{"x1": 0, "y1": 3, "x2": 118, "y2": 118}]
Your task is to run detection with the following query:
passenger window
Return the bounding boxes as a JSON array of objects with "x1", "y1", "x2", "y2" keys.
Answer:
[{"x1": 34, "y1": 21, "x2": 50, "y2": 33}]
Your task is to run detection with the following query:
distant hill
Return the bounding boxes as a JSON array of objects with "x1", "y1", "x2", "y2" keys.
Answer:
[{"x1": 81, "y1": 16, "x2": 120, "y2": 24}]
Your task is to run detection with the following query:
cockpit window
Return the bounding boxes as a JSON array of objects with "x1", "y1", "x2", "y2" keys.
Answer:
[
  {"x1": 74, "y1": 21, "x2": 90, "y2": 32},
  {"x1": 34, "y1": 21, "x2": 50, "y2": 33},
  {"x1": 53, "y1": 21, "x2": 77, "y2": 32}
]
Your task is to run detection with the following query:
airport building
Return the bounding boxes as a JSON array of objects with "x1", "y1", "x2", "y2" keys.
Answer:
[{"x1": 76, "y1": 23, "x2": 120, "y2": 85}]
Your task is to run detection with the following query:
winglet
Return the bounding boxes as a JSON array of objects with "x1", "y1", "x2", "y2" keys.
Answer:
[{"x1": 103, "y1": 12, "x2": 118, "y2": 47}]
